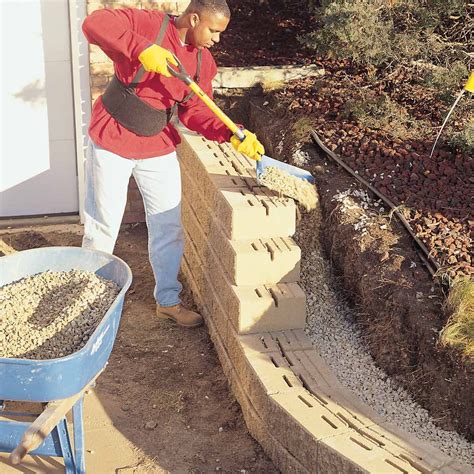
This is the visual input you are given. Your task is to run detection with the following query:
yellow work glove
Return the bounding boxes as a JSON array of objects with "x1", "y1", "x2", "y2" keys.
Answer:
[
  {"x1": 138, "y1": 45, "x2": 178, "y2": 78},
  {"x1": 230, "y1": 130, "x2": 265, "y2": 161},
  {"x1": 464, "y1": 71, "x2": 474, "y2": 93}
]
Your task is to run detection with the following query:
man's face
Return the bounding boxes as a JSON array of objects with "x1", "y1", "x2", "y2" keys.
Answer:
[{"x1": 188, "y1": 11, "x2": 229, "y2": 49}]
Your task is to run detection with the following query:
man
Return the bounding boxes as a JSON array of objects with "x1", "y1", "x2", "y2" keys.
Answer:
[{"x1": 82, "y1": 0, "x2": 264, "y2": 328}]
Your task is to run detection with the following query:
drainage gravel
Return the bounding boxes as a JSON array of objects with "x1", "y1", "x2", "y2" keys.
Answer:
[{"x1": 295, "y1": 191, "x2": 474, "y2": 466}]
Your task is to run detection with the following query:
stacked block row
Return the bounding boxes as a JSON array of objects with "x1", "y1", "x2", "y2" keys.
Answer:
[{"x1": 178, "y1": 128, "x2": 306, "y2": 335}]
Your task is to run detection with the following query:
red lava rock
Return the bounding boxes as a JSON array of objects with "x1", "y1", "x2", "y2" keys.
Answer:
[
  {"x1": 278, "y1": 76, "x2": 472, "y2": 279},
  {"x1": 445, "y1": 237, "x2": 454, "y2": 246}
]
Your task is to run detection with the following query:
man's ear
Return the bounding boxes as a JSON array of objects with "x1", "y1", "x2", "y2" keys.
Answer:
[{"x1": 190, "y1": 13, "x2": 200, "y2": 28}]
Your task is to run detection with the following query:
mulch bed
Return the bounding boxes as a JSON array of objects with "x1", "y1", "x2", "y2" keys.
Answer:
[
  {"x1": 273, "y1": 75, "x2": 473, "y2": 281},
  {"x1": 214, "y1": 0, "x2": 316, "y2": 67}
]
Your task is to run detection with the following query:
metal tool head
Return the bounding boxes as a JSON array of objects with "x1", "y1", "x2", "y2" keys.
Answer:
[
  {"x1": 166, "y1": 54, "x2": 192, "y2": 84},
  {"x1": 256, "y1": 155, "x2": 314, "y2": 183}
]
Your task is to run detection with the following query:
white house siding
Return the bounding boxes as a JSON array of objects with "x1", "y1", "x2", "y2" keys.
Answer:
[{"x1": 0, "y1": 0, "x2": 79, "y2": 217}]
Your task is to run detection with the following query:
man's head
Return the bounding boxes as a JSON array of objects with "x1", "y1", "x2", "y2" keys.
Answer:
[{"x1": 183, "y1": 0, "x2": 230, "y2": 49}]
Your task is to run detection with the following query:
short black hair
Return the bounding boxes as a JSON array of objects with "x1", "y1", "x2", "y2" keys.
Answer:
[{"x1": 186, "y1": 0, "x2": 230, "y2": 18}]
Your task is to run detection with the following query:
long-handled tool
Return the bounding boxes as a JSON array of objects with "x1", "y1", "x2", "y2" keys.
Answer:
[{"x1": 167, "y1": 55, "x2": 314, "y2": 183}]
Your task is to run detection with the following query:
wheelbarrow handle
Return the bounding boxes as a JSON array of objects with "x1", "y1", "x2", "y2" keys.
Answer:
[{"x1": 166, "y1": 54, "x2": 246, "y2": 141}]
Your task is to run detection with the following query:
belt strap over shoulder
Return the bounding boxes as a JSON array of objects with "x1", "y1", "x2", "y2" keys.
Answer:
[
  {"x1": 179, "y1": 49, "x2": 202, "y2": 105},
  {"x1": 130, "y1": 14, "x2": 170, "y2": 88}
]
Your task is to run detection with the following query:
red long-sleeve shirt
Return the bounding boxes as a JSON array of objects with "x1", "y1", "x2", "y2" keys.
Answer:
[{"x1": 83, "y1": 8, "x2": 233, "y2": 159}]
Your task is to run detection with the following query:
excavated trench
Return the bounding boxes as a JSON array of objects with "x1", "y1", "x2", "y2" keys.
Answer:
[{"x1": 212, "y1": 91, "x2": 473, "y2": 466}]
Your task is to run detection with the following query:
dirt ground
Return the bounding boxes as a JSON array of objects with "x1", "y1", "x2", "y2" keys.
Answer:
[{"x1": 0, "y1": 224, "x2": 277, "y2": 473}]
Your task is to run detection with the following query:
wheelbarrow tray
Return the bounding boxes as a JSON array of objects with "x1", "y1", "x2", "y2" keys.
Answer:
[{"x1": 0, "y1": 247, "x2": 132, "y2": 402}]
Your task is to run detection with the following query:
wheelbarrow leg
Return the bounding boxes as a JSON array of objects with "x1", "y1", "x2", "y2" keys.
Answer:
[
  {"x1": 55, "y1": 418, "x2": 76, "y2": 474},
  {"x1": 9, "y1": 391, "x2": 83, "y2": 465},
  {"x1": 72, "y1": 396, "x2": 85, "y2": 474}
]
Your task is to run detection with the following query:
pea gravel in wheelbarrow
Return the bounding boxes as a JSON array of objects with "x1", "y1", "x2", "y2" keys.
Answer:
[
  {"x1": 0, "y1": 269, "x2": 120, "y2": 360},
  {"x1": 0, "y1": 246, "x2": 132, "y2": 403},
  {"x1": 0, "y1": 247, "x2": 132, "y2": 471}
]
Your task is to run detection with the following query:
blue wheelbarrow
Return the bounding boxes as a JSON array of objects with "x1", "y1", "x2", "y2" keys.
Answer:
[{"x1": 0, "y1": 247, "x2": 132, "y2": 473}]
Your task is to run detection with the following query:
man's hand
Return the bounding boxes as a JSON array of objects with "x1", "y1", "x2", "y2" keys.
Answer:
[
  {"x1": 230, "y1": 130, "x2": 264, "y2": 161},
  {"x1": 138, "y1": 45, "x2": 178, "y2": 77}
]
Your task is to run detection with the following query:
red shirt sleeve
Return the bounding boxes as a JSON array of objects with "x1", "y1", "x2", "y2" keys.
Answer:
[
  {"x1": 177, "y1": 51, "x2": 234, "y2": 144},
  {"x1": 82, "y1": 8, "x2": 153, "y2": 62}
]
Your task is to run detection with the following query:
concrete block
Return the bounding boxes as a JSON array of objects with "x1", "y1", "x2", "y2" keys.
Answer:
[
  {"x1": 181, "y1": 160, "x2": 296, "y2": 240},
  {"x1": 269, "y1": 389, "x2": 355, "y2": 468},
  {"x1": 229, "y1": 282, "x2": 306, "y2": 334},
  {"x1": 217, "y1": 141, "x2": 256, "y2": 170},
  {"x1": 238, "y1": 332, "x2": 282, "y2": 354},
  {"x1": 179, "y1": 138, "x2": 296, "y2": 240},
  {"x1": 318, "y1": 431, "x2": 427, "y2": 474},
  {"x1": 182, "y1": 194, "x2": 300, "y2": 285},
  {"x1": 216, "y1": 186, "x2": 295, "y2": 240},
  {"x1": 365, "y1": 422, "x2": 460, "y2": 473},
  {"x1": 179, "y1": 144, "x2": 231, "y2": 186},
  {"x1": 201, "y1": 174, "x2": 262, "y2": 209},
  {"x1": 225, "y1": 326, "x2": 307, "y2": 422},
  {"x1": 228, "y1": 237, "x2": 301, "y2": 285},
  {"x1": 178, "y1": 129, "x2": 255, "y2": 178},
  {"x1": 270, "y1": 329, "x2": 314, "y2": 351},
  {"x1": 182, "y1": 203, "x2": 306, "y2": 333},
  {"x1": 242, "y1": 349, "x2": 303, "y2": 398},
  {"x1": 206, "y1": 312, "x2": 310, "y2": 473},
  {"x1": 181, "y1": 197, "x2": 208, "y2": 257},
  {"x1": 231, "y1": 375, "x2": 310, "y2": 474},
  {"x1": 181, "y1": 168, "x2": 212, "y2": 232},
  {"x1": 283, "y1": 349, "x2": 385, "y2": 427},
  {"x1": 182, "y1": 234, "x2": 229, "y2": 347},
  {"x1": 226, "y1": 328, "x2": 282, "y2": 390}
]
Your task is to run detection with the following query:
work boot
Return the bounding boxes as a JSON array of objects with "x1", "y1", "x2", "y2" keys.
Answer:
[{"x1": 156, "y1": 304, "x2": 203, "y2": 328}]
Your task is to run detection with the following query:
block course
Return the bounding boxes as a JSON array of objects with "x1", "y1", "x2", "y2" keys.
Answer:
[
  {"x1": 182, "y1": 203, "x2": 305, "y2": 334},
  {"x1": 182, "y1": 194, "x2": 300, "y2": 286},
  {"x1": 178, "y1": 127, "x2": 305, "y2": 335}
]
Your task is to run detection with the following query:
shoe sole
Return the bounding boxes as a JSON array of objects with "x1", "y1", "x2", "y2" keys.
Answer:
[{"x1": 156, "y1": 311, "x2": 203, "y2": 328}]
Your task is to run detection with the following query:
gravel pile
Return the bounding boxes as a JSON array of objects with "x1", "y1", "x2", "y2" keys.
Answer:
[
  {"x1": 0, "y1": 270, "x2": 120, "y2": 360},
  {"x1": 295, "y1": 200, "x2": 474, "y2": 466}
]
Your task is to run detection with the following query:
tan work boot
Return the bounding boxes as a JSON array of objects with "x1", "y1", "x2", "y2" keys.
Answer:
[{"x1": 156, "y1": 304, "x2": 203, "y2": 328}]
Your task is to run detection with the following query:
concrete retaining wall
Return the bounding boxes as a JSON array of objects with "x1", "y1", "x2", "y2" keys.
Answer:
[{"x1": 177, "y1": 127, "x2": 472, "y2": 474}]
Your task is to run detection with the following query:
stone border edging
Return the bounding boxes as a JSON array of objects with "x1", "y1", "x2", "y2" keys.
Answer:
[
  {"x1": 213, "y1": 65, "x2": 325, "y2": 90},
  {"x1": 177, "y1": 129, "x2": 472, "y2": 473}
]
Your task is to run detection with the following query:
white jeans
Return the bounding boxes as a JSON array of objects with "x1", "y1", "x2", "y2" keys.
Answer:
[{"x1": 82, "y1": 141, "x2": 183, "y2": 307}]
